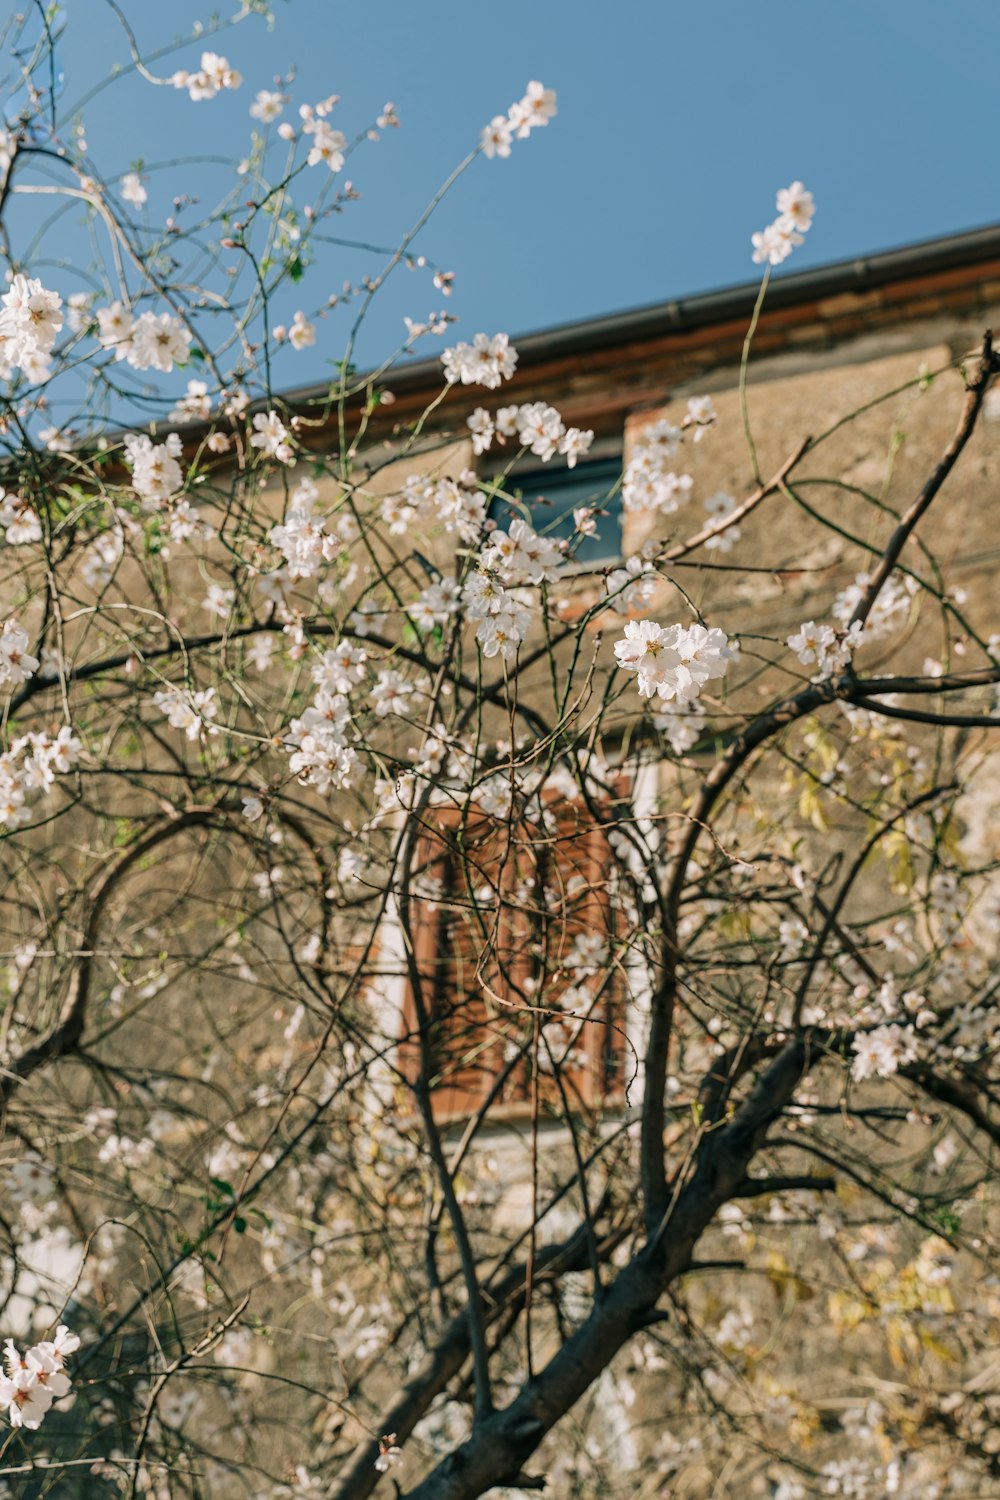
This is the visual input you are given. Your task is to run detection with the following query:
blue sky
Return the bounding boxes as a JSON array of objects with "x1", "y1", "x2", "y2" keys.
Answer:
[{"x1": 18, "y1": 0, "x2": 1000, "y2": 400}]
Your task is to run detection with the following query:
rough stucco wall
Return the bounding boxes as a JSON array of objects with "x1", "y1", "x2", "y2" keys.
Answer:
[{"x1": 623, "y1": 339, "x2": 1000, "y2": 662}]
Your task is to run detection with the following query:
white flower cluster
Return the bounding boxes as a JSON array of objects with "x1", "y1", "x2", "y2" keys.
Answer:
[
  {"x1": 120, "y1": 171, "x2": 147, "y2": 207},
  {"x1": 480, "y1": 516, "x2": 563, "y2": 584},
  {"x1": 124, "y1": 431, "x2": 184, "y2": 508},
  {"x1": 0, "y1": 274, "x2": 63, "y2": 382},
  {"x1": 620, "y1": 399, "x2": 715, "y2": 514},
  {"x1": 250, "y1": 411, "x2": 295, "y2": 465},
  {"x1": 441, "y1": 333, "x2": 517, "y2": 390},
  {"x1": 702, "y1": 491, "x2": 741, "y2": 551},
  {"x1": 0, "y1": 1326, "x2": 79, "y2": 1430},
  {"x1": 851, "y1": 1022, "x2": 919, "y2": 1081},
  {"x1": 301, "y1": 100, "x2": 347, "y2": 171},
  {"x1": 406, "y1": 578, "x2": 462, "y2": 631},
  {"x1": 832, "y1": 571, "x2": 917, "y2": 641},
  {"x1": 464, "y1": 573, "x2": 532, "y2": 662},
  {"x1": 819, "y1": 1458, "x2": 885, "y2": 1498},
  {"x1": 274, "y1": 310, "x2": 316, "y2": 349},
  {"x1": 284, "y1": 678, "x2": 359, "y2": 793},
  {"x1": 96, "y1": 304, "x2": 191, "y2": 373},
  {"x1": 269, "y1": 477, "x2": 341, "y2": 578},
  {"x1": 461, "y1": 518, "x2": 563, "y2": 661},
  {"x1": 382, "y1": 471, "x2": 487, "y2": 543},
  {"x1": 0, "y1": 725, "x2": 81, "y2": 827},
  {"x1": 653, "y1": 699, "x2": 706, "y2": 755},
  {"x1": 481, "y1": 80, "x2": 557, "y2": 158},
  {"x1": 250, "y1": 89, "x2": 284, "y2": 123},
  {"x1": 171, "y1": 51, "x2": 242, "y2": 102},
  {"x1": 605, "y1": 554, "x2": 657, "y2": 614},
  {"x1": 0, "y1": 620, "x2": 39, "y2": 691},
  {"x1": 81, "y1": 528, "x2": 125, "y2": 590},
  {"x1": 169, "y1": 379, "x2": 211, "y2": 423},
  {"x1": 786, "y1": 619, "x2": 862, "y2": 681},
  {"x1": 0, "y1": 490, "x2": 42, "y2": 545},
  {"x1": 152, "y1": 686, "x2": 219, "y2": 742},
  {"x1": 751, "y1": 181, "x2": 816, "y2": 267},
  {"x1": 614, "y1": 619, "x2": 738, "y2": 704},
  {"x1": 467, "y1": 401, "x2": 593, "y2": 467}
]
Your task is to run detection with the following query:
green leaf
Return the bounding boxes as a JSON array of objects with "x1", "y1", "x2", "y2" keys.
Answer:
[{"x1": 288, "y1": 255, "x2": 304, "y2": 283}]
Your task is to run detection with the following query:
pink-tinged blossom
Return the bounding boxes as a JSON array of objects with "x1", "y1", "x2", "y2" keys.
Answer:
[
  {"x1": 684, "y1": 394, "x2": 717, "y2": 440},
  {"x1": 495, "y1": 405, "x2": 519, "y2": 439},
  {"x1": 269, "y1": 480, "x2": 339, "y2": 577},
  {"x1": 832, "y1": 571, "x2": 917, "y2": 641}
]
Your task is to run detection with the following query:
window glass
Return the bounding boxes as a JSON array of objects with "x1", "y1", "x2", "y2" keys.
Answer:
[{"x1": 487, "y1": 454, "x2": 622, "y2": 564}]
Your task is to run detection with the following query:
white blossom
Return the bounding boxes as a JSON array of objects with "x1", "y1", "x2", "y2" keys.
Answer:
[
  {"x1": 124, "y1": 431, "x2": 184, "y2": 507},
  {"x1": 441, "y1": 333, "x2": 517, "y2": 389},
  {"x1": 288, "y1": 310, "x2": 316, "y2": 350},
  {"x1": 614, "y1": 619, "x2": 737, "y2": 704},
  {"x1": 0, "y1": 621, "x2": 39, "y2": 690},
  {"x1": 251, "y1": 411, "x2": 295, "y2": 465},
  {"x1": 250, "y1": 89, "x2": 284, "y2": 123},
  {"x1": 120, "y1": 172, "x2": 147, "y2": 207},
  {"x1": 171, "y1": 52, "x2": 242, "y2": 102},
  {"x1": 851, "y1": 1024, "x2": 919, "y2": 1081},
  {"x1": 153, "y1": 686, "x2": 219, "y2": 741},
  {"x1": 0, "y1": 274, "x2": 63, "y2": 378}
]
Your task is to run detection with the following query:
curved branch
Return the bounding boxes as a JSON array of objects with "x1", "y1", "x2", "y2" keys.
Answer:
[{"x1": 0, "y1": 805, "x2": 219, "y2": 1105}]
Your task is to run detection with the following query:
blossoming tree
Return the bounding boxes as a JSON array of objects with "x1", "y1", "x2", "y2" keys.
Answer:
[{"x1": 0, "y1": 6, "x2": 998, "y2": 1499}]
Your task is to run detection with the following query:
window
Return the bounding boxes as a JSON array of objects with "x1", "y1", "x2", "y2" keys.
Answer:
[
  {"x1": 397, "y1": 791, "x2": 627, "y2": 1123},
  {"x1": 487, "y1": 453, "x2": 623, "y2": 565}
]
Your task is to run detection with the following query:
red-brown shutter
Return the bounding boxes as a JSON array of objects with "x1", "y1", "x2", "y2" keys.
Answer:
[{"x1": 398, "y1": 787, "x2": 627, "y2": 1123}]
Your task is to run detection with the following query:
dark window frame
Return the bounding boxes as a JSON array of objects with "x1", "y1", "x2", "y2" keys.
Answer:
[{"x1": 484, "y1": 449, "x2": 624, "y2": 567}]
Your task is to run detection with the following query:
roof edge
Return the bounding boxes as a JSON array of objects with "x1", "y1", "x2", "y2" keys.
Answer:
[{"x1": 278, "y1": 221, "x2": 1000, "y2": 408}]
